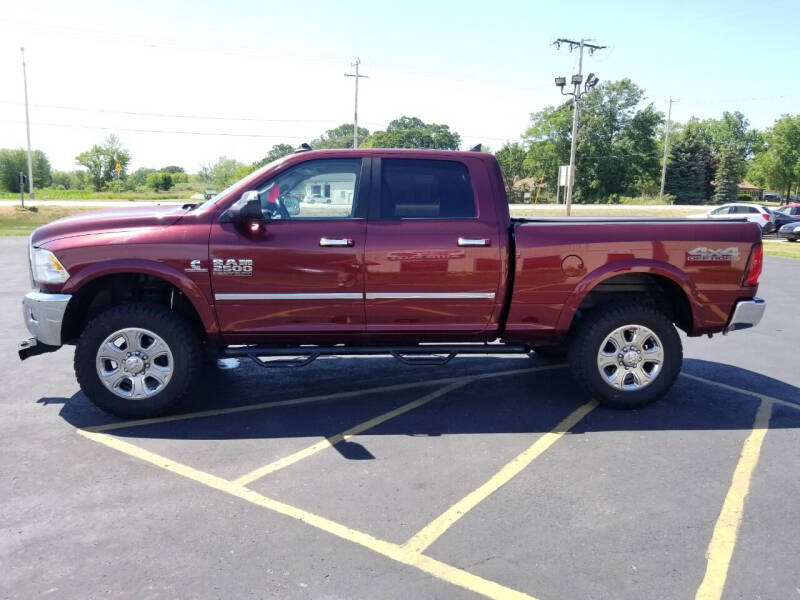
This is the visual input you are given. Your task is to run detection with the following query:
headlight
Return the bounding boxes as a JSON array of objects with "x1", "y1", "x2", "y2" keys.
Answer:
[{"x1": 31, "y1": 247, "x2": 70, "y2": 284}]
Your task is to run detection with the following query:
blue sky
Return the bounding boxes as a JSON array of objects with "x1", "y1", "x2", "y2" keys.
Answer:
[{"x1": 1, "y1": 0, "x2": 798, "y2": 171}]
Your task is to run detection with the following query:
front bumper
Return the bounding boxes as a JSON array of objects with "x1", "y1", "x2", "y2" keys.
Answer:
[
  {"x1": 723, "y1": 297, "x2": 766, "y2": 334},
  {"x1": 21, "y1": 290, "x2": 71, "y2": 347}
]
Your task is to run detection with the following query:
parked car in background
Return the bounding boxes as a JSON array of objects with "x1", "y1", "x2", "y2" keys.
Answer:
[
  {"x1": 778, "y1": 221, "x2": 800, "y2": 242},
  {"x1": 775, "y1": 203, "x2": 800, "y2": 216},
  {"x1": 689, "y1": 203, "x2": 775, "y2": 232},
  {"x1": 763, "y1": 193, "x2": 783, "y2": 203},
  {"x1": 772, "y1": 204, "x2": 800, "y2": 231}
]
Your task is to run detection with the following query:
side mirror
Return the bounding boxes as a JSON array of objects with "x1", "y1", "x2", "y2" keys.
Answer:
[{"x1": 224, "y1": 191, "x2": 265, "y2": 226}]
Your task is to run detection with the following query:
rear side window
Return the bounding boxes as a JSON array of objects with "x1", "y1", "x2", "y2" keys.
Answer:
[{"x1": 379, "y1": 159, "x2": 475, "y2": 219}]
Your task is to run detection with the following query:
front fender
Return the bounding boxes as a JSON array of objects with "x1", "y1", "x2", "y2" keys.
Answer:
[
  {"x1": 555, "y1": 259, "x2": 700, "y2": 333},
  {"x1": 61, "y1": 258, "x2": 218, "y2": 337}
]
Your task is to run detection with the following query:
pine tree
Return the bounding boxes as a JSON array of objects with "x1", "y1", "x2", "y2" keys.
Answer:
[
  {"x1": 713, "y1": 145, "x2": 741, "y2": 204},
  {"x1": 664, "y1": 126, "x2": 713, "y2": 204}
]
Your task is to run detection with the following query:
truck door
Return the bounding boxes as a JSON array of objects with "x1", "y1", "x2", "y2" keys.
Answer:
[
  {"x1": 209, "y1": 157, "x2": 369, "y2": 335},
  {"x1": 364, "y1": 157, "x2": 503, "y2": 335}
]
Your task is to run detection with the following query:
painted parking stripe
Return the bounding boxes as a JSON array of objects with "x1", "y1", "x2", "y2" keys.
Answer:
[
  {"x1": 77, "y1": 428, "x2": 540, "y2": 600},
  {"x1": 229, "y1": 363, "x2": 567, "y2": 486},
  {"x1": 694, "y1": 398, "x2": 773, "y2": 600},
  {"x1": 404, "y1": 399, "x2": 598, "y2": 554},
  {"x1": 232, "y1": 382, "x2": 467, "y2": 486},
  {"x1": 88, "y1": 364, "x2": 567, "y2": 433},
  {"x1": 681, "y1": 372, "x2": 800, "y2": 412}
]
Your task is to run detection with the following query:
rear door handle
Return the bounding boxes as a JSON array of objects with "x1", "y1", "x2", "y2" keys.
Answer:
[
  {"x1": 320, "y1": 237, "x2": 354, "y2": 247},
  {"x1": 457, "y1": 237, "x2": 490, "y2": 247}
]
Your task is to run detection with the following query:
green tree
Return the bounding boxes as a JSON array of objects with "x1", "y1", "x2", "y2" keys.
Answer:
[
  {"x1": 713, "y1": 145, "x2": 741, "y2": 204},
  {"x1": 522, "y1": 80, "x2": 663, "y2": 202},
  {"x1": 75, "y1": 134, "x2": 131, "y2": 191},
  {"x1": 522, "y1": 102, "x2": 572, "y2": 198},
  {"x1": 572, "y1": 80, "x2": 663, "y2": 202},
  {"x1": 495, "y1": 142, "x2": 527, "y2": 199},
  {"x1": 363, "y1": 116, "x2": 461, "y2": 150},
  {"x1": 127, "y1": 168, "x2": 156, "y2": 190},
  {"x1": 692, "y1": 111, "x2": 761, "y2": 179},
  {"x1": 160, "y1": 165, "x2": 185, "y2": 173},
  {"x1": 748, "y1": 114, "x2": 800, "y2": 199},
  {"x1": 313, "y1": 124, "x2": 370, "y2": 149},
  {"x1": 254, "y1": 144, "x2": 295, "y2": 168},
  {"x1": 664, "y1": 124, "x2": 713, "y2": 204},
  {"x1": 146, "y1": 171, "x2": 173, "y2": 191},
  {"x1": 208, "y1": 156, "x2": 245, "y2": 188},
  {"x1": 0, "y1": 149, "x2": 52, "y2": 192}
]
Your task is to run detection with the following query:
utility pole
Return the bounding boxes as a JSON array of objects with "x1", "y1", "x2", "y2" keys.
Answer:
[
  {"x1": 20, "y1": 47, "x2": 35, "y2": 199},
  {"x1": 552, "y1": 38, "x2": 605, "y2": 215},
  {"x1": 659, "y1": 96, "x2": 678, "y2": 199},
  {"x1": 344, "y1": 58, "x2": 368, "y2": 148}
]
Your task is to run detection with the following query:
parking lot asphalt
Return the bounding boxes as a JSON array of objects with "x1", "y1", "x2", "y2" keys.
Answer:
[{"x1": 1, "y1": 235, "x2": 798, "y2": 600}]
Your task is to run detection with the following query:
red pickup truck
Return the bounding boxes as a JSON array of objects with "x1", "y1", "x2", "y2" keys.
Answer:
[{"x1": 19, "y1": 148, "x2": 766, "y2": 418}]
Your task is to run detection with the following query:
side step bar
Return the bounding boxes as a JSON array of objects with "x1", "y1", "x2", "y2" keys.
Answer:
[{"x1": 221, "y1": 343, "x2": 532, "y2": 369}]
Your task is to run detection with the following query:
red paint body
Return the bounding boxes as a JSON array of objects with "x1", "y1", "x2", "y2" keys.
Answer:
[{"x1": 33, "y1": 149, "x2": 762, "y2": 347}]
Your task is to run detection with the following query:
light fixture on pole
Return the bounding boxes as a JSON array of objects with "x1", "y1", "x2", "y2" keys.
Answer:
[{"x1": 551, "y1": 38, "x2": 606, "y2": 216}]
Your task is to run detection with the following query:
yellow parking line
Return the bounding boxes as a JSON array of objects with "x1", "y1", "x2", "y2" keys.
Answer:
[
  {"x1": 694, "y1": 398, "x2": 773, "y2": 600},
  {"x1": 681, "y1": 373, "x2": 800, "y2": 412},
  {"x1": 230, "y1": 363, "x2": 567, "y2": 486},
  {"x1": 404, "y1": 399, "x2": 598, "y2": 554},
  {"x1": 77, "y1": 428, "x2": 540, "y2": 600},
  {"x1": 232, "y1": 382, "x2": 466, "y2": 486},
  {"x1": 88, "y1": 364, "x2": 566, "y2": 433}
]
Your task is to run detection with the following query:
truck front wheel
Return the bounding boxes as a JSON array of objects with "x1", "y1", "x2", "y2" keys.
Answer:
[
  {"x1": 567, "y1": 302, "x2": 682, "y2": 409},
  {"x1": 74, "y1": 303, "x2": 201, "y2": 418}
]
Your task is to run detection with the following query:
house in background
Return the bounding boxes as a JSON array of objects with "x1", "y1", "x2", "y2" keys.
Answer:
[{"x1": 737, "y1": 181, "x2": 763, "y2": 200}]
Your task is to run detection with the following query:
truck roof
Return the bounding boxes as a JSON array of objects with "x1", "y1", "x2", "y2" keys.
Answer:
[{"x1": 291, "y1": 147, "x2": 492, "y2": 160}]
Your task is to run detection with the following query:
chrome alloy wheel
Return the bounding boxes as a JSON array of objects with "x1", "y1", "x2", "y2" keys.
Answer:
[
  {"x1": 95, "y1": 327, "x2": 174, "y2": 400},
  {"x1": 596, "y1": 324, "x2": 664, "y2": 391}
]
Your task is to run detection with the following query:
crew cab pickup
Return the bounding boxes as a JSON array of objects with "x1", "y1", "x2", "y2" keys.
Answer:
[{"x1": 19, "y1": 148, "x2": 766, "y2": 417}]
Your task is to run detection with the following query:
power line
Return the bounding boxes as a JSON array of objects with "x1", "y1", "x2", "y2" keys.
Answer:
[
  {"x1": 0, "y1": 100, "x2": 348, "y2": 124},
  {"x1": 0, "y1": 120, "x2": 310, "y2": 139}
]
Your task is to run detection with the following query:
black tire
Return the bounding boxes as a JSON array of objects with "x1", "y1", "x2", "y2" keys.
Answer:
[
  {"x1": 567, "y1": 302, "x2": 682, "y2": 409},
  {"x1": 74, "y1": 302, "x2": 201, "y2": 418}
]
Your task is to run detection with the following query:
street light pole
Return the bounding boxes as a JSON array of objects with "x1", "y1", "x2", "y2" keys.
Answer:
[
  {"x1": 344, "y1": 58, "x2": 368, "y2": 148},
  {"x1": 552, "y1": 38, "x2": 605, "y2": 216},
  {"x1": 20, "y1": 47, "x2": 35, "y2": 200},
  {"x1": 564, "y1": 40, "x2": 584, "y2": 216},
  {"x1": 659, "y1": 96, "x2": 678, "y2": 199}
]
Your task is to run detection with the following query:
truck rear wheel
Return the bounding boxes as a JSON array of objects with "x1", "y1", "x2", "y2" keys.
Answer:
[
  {"x1": 74, "y1": 302, "x2": 201, "y2": 418},
  {"x1": 567, "y1": 302, "x2": 682, "y2": 409}
]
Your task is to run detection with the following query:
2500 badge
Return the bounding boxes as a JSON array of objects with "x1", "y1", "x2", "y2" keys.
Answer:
[{"x1": 213, "y1": 258, "x2": 253, "y2": 276}]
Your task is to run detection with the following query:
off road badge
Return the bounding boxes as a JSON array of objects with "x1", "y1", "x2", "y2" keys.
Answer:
[{"x1": 212, "y1": 258, "x2": 254, "y2": 276}]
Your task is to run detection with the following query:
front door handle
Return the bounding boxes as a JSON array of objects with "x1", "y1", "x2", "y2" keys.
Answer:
[
  {"x1": 320, "y1": 237, "x2": 354, "y2": 247},
  {"x1": 457, "y1": 237, "x2": 490, "y2": 247}
]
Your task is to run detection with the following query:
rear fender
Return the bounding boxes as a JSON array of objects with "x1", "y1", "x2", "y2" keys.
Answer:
[{"x1": 555, "y1": 259, "x2": 700, "y2": 334}]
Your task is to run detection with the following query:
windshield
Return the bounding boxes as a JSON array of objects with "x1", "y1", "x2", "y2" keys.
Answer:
[{"x1": 193, "y1": 154, "x2": 294, "y2": 212}]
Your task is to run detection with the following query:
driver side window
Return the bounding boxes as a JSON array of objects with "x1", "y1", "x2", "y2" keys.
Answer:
[{"x1": 258, "y1": 158, "x2": 361, "y2": 219}]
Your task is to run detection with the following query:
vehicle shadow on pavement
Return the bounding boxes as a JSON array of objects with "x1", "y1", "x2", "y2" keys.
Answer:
[{"x1": 50, "y1": 356, "x2": 800, "y2": 446}]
